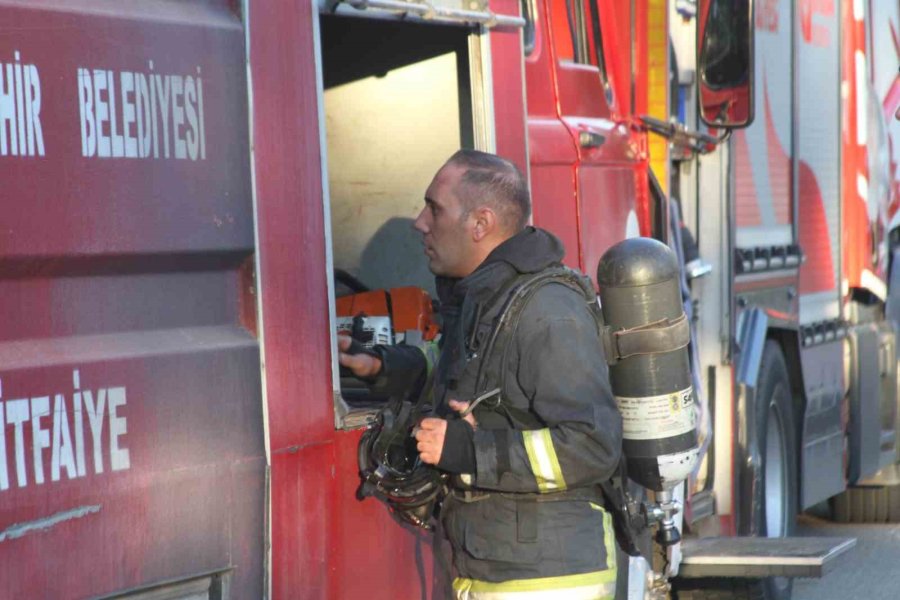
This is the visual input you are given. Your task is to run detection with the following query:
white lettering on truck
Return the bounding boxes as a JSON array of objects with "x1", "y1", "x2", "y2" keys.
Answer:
[
  {"x1": 0, "y1": 369, "x2": 131, "y2": 491},
  {"x1": 0, "y1": 51, "x2": 45, "y2": 157},
  {"x1": 78, "y1": 61, "x2": 206, "y2": 160}
]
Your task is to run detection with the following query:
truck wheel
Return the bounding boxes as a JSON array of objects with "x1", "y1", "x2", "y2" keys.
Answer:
[
  {"x1": 753, "y1": 341, "x2": 798, "y2": 600},
  {"x1": 674, "y1": 342, "x2": 797, "y2": 600},
  {"x1": 831, "y1": 484, "x2": 900, "y2": 523}
]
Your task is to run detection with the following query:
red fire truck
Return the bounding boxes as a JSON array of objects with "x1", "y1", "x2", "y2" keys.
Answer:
[
  {"x1": 666, "y1": 0, "x2": 900, "y2": 597},
  {"x1": 0, "y1": 0, "x2": 897, "y2": 598}
]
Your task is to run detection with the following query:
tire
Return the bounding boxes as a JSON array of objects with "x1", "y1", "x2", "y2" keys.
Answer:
[
  {"x1": 831, "y1": 484, "x2": 900, "y2": 523},
  {"x1": 890, "y1": 486, "x2": 900, "y2": 521},
  {"x1": 674, "y1": 341, "x2": 797, "y2": 600},
  {"x1": 753, "y1": 341, "x2": 798, "y2": 600}
]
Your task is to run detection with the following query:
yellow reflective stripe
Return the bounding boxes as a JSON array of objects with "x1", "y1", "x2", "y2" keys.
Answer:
[
  {"x1": 454, "y1": 582, "x2": 615, "y2": 600},
  {"x1": 541, "y1": 429, "x2": 566, "y2": 490},
  {"x1": 603, "y1": 510, "x2": 618, "y2": 569},
  {"x1": 589, "y1": 503, "x2": 617, "y2": 571},
  {"x1": 522, "y1": 429, "x2": 567, "y2": 492},
  {"x1": 453, "y1": 569, "x2": 616, "y2": 596},
  {"x1": 522, "y1": 430, "x2": 547, "y2": 489},
  {"x1": 602, "y1": 506, "x2": 616, "y2": 571}
]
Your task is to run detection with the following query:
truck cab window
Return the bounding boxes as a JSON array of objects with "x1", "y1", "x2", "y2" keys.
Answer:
[
  {"x1": 320, "y1": 15, "x2": 476, "y2": 426},
  {"x1": 551, "y1": 0, "x2": 611, "y2": 98},
  {"x1": 521, "y1": 0, "x2": 537, "y2": 56},
  {"x1": 700, "y1": 0, "x2": 750, "y2": 89},
  {"x1": 585, "y1": 0, "x2": 608, "y2": 80}
]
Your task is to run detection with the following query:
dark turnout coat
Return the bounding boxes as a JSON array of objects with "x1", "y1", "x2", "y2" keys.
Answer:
[{"x1": 378, "y1": 227, "x2": 622, "y2": 595}]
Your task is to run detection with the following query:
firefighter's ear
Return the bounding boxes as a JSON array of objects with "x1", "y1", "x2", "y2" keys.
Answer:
[{"x1": 471, "y1": 207, "x2": 497, "y2": 242}]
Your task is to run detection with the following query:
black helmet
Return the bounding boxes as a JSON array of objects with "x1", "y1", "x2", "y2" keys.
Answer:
[{"x1": 357, "y1": 399, "x2": 447, "y2": 529}]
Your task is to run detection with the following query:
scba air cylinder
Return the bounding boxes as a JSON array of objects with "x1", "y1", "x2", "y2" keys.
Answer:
[{"x1": 596, "y1": 237, "x2": 699, "y2": 492}]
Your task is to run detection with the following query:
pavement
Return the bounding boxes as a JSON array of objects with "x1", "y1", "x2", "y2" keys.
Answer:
[{"x1": 793, "y1": 509, "x2": 900, "y2": 600}]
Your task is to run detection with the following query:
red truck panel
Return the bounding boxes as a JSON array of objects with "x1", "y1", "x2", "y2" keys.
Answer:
[
  {"x1": 796, "y1": 0, "x2": 842, "y2": 322},
  {"x1": 247, "y1": 1, "x2": 336, "y2": 598},
  {"x1": 250, "y1": 2, "x2": 529, "y2": 597},
  {"x1": 0, "y1": 2, "x2": 264, "y2": 598},
  {"x1": 492, "y1": 0, "x2": 529, "y2": 174},
  {"x1": 732, "y1": 0, "x2": 793, "y2": 246},
  {"x1": 527, "y1": 0, "x2": 650, "y2": 277}
]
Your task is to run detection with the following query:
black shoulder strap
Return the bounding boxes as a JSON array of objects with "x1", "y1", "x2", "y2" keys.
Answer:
[
  {"x1": 470, "y1": 267, "x2": 647, "y2": 555},
  {"x1": 472, "y1": 266, "x2": 601, "y2": 417}
]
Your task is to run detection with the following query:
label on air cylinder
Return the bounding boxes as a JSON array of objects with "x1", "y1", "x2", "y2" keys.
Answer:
[
  {"x1": 615, "y1": 387, "x2": 695, "y2": 441},
  {"x1": 657, "y1": 447, "x2": 700, "y2": 485}
]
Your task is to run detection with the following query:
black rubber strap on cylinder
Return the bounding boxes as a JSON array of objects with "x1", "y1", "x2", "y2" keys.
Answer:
[{"x1": 601, "y1": 313, "x2": 690, "y2": 366}]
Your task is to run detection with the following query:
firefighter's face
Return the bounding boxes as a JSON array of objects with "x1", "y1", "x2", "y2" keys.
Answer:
[{"x1": 415, "y1": 164, "x2": 478, "y2": 278}]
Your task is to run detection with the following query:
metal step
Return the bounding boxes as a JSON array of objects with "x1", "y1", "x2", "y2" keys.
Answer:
[{"x1": 679, "y1": 536, "x2": 856, "y2": 578}]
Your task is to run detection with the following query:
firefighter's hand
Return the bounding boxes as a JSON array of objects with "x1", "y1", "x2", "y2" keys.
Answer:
[
  {"x1": 448, "y1": 400, "x2": 477, "y2": 429},
  {"x1": 415, "y1": 418, "x2": 447, "y2": 465},
  {"x1": 415, "y1": 401, "x2": 477, "y2": 466},
  {"x1": 337, "y1": 333, "x2": 382, "y2": 378}
]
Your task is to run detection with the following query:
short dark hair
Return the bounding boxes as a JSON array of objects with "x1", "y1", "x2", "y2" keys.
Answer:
[{"x1": 445, "y1": 149, "x2": 531, "y2": 232}]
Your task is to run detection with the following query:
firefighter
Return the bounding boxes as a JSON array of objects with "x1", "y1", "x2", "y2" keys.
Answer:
[{"x1": 339, "y1": 150, "x2": 622, "y2": 599}]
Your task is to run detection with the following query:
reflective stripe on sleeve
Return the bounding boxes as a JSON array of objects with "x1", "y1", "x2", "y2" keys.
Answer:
[
  {"x1": 453, "y1": 569, "x2": 616, "y2": 600},
  {"x1": 522, "y1": 428, "x2": 567, "y2": 492}
]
